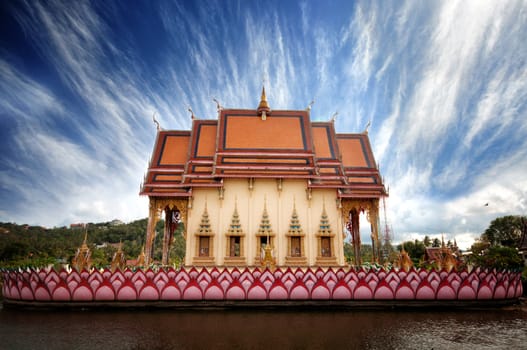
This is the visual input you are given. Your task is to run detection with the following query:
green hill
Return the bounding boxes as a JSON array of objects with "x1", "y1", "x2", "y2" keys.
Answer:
[{"x1": 0, "y1": 219, "x2": 185, "y2": 269}]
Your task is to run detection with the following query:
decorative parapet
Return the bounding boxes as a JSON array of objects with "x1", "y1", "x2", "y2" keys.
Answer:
[{"x1": 1, "y1": 267, "x2": 522, "y2": 303}]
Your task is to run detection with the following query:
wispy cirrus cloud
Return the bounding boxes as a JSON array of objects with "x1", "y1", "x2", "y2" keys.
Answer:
[
  {"x1": 368, "y1": 0, "x2": 527, "y2": 246},
  {"x1": 1, "y1": 0, "x2": 526, "y2": 250}
]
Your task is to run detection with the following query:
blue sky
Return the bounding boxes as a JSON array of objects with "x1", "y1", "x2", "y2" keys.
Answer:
[{"x1": 1, "y1": 0, "x2": 526, "y2": 249}]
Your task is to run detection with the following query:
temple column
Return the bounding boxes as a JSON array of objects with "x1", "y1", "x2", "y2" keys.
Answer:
[
  {"x1": 145, "y1": 198, "x2": 159, "y2": 266},
  {"x1": 145, "y1": 197, "x2": 188, "y2": 266},
  {"x1": 350, "y1": 208, "x2": 362, "y2": 266},
  {"x1": 162, "y1": 211, "x2": 171, "y2": 265},
  {"x1": 367, "y1": 200, "x2": 380, "y2": 264}
]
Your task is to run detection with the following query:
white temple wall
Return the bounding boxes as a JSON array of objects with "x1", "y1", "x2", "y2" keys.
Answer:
[{"x1": 184, "y1": 178, "x2": 344, "y2": 267}]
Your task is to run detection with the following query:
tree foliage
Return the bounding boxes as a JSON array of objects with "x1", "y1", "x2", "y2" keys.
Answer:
[
  {"x1": 397, "y1": 240, "x2": 426, "y2": 265},
  {"x1": 481, "y1": 215, "x2": 526, "y2": 247},
  {"x1": 469, "y1": 215, "x2": 526, "y2": 271},
  {"x1": 469, "y1": 246, "x2": 523, "y2": 270},
  {"x1": 344, "y1": 243, "x2": 374, "y2": 264},
  {"x1": 0, "y1": 218, "x2": 186, "y2": 269}
]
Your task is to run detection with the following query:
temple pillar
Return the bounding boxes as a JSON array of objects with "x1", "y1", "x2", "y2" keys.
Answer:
[
  {"x1": 144, "y1": 199, "x2": 159, "y2": 266},
  {"x1": 341, "y1": 198, "x2": 381, "y2": 266},
  {"x1": 350, "y1": 209, "x2": 361, "y2": 266},
  {"x1": 367, "y1": 201, "x2": 380, "y2": 264},
  {"x1": 144, "y1": 197, "x2": 188, "y2": 266}
]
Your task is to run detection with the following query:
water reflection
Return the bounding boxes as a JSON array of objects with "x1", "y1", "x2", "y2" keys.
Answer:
[{"x1": 1, "y1": 306, "x2": 526, "y2": 350}]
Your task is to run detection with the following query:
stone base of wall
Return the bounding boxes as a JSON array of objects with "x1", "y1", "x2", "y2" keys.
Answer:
[{"x1": 1, "y1": 266, "x2": 523, "y2": 306}]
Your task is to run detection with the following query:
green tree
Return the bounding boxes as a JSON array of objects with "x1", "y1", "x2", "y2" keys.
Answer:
[
  {"x1": 397, "y1": 239, "x2": 426, "y2": 265},
  {"x1": 482, "y1": 215, "x2": 526, "y2": 247},
  {"x1": 470, "y1": 246, "x2": 523, "y2": 270},
  {"x1": 470, "y1": 240, "x2": 490, "y2": 256},
  {"x1": 360, "y1": 244, "x2": 373, "y2": 262},
  {"x1": 343, "y1": 242, "x2": 353, "y2": 263},
  {"x1": 423, "y1": 236, "x2": 431, "y2": 247}
]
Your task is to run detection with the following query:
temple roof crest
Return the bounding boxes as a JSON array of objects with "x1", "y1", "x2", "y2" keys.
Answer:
[{"x1": 257, "y1": 86, "x2": 271, "y2": 120}]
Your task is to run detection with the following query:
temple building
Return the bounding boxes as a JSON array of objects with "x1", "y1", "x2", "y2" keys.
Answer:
[{"x1": 140, "y1": 88, "x2": 388, "y2": 267}]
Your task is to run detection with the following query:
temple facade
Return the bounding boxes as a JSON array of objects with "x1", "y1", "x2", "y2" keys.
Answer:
[{"x1": 140, "y1": 89, "x2": 387, "y2": 267}]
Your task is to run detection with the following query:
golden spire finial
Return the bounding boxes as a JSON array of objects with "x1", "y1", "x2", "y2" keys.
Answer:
[
  {"x1": 72, "y1": 224, "x2": 92, "y2": 271},
  {"x1": 82, "y1": 224, "x2": 88, "y2": 248},
  {"x1": 257, "y1": 86, "x2": 271, "y2": 120}
]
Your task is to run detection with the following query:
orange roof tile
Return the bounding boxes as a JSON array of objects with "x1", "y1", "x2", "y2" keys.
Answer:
[
  {"x1": 140, "y1": 104, "x2": 387, "y2": 198},
  {"x1": 336, "y1": 135, "x2": 371, "y2": 168}
]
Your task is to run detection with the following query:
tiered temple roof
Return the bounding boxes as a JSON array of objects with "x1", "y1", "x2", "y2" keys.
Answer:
[{"x1": 140, "y1": 89, "x2": 387, "y2": 199}]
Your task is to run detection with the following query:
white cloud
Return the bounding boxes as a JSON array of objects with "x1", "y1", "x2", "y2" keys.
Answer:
[{"x1": 1, "y1": 0, "x2": 526, "y2": 253}]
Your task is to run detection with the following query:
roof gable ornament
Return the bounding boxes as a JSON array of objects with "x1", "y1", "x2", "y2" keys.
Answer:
[
  {"x1": 306, "y1": 99, "x2": 315, "y2": 112},
  {"x1": 188, "y1": 106, "x2": 195, "y2": 120},
  {"x1": 362, "y1": 120, "x2": 371, "y2": 134},
  {"x1": 257, "y1": 86, "x2": 271, "y2": 120},
  {"x1": 152, "y1": 112, "x2": 161, "y2": 131},
  {"x1": 331, "y1": 111, "x2": 338, "y2": 122},
  {"x1": 213, "y1": 98, "x2": 223, "y2": 115}
]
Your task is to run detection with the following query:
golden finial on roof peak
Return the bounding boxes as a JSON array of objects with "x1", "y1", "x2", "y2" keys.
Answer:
[
  {"x1": 81, "y1": 225, "x2": 89, "y2": 249},
  {"x1": 257, "y1": 86, "x2": 271, "y2": 120}
]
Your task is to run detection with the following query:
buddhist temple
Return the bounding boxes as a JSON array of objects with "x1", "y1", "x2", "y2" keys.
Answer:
[
  {"x1": 3, "y1": 89, "x2": 524, "y2": 308},
  {"x1": 140, "y1": 88, "x2": 388, "y2": 267}
]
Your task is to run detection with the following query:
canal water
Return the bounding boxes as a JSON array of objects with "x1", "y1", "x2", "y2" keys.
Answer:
[{"x1": 1, "y1": 305, "x2": 526, "y2": 349}]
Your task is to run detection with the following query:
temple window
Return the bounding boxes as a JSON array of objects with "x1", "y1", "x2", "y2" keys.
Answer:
[
  {"x1": 290, "y1": 236, "x2": 301, "y2": 257},
  {"x1": 284, "y1": 203, "x2": 307, "y2": 266},
  {"x1": 315, "y1": 204, "x2": 337, "y2": 266},
  {"x1": 259, "y1": 236, "x2": 273, "y2": 251},
  {"x1": 229, "y1": 236, "x2": 241, "y2": 257},
  {"x1": 321, "y1": 237, "x2": 331, "y2": 257},
  {"x1": 199, "y1": 236, "x2": 210, "y2": 257},
  {"x1": 254, "y1": 202, "x2": 276, "y2": 265},
  {"x1": 224, "y1": 202, "x2": 246, "y2": 265},
  {"x1": 192, "y1": 203, "x2": 215, "y2": 265}
]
